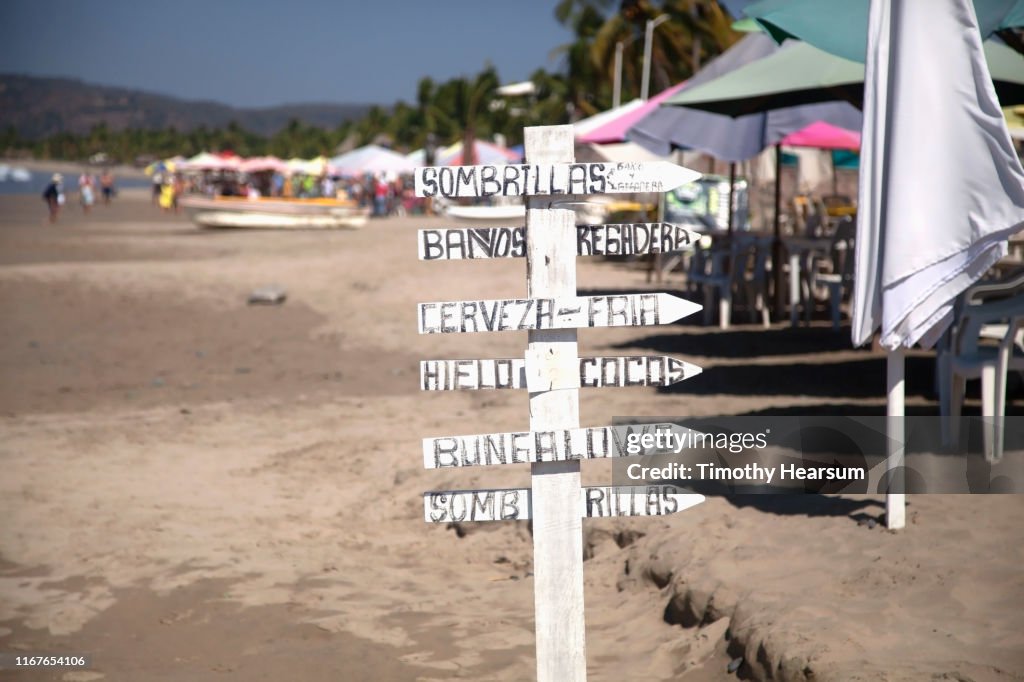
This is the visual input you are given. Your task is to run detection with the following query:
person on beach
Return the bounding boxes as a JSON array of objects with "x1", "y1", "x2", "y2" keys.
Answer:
[
  {"x1": 42, "y1": 173, "x2": 63, "y2": 223},
  {"x1": 78, "y1": 172, "x2": 95, "y2": 213},
  {"x1": 100, "y1": 170, "x2": 115, "y2": 205},
  {"x1": 151, "y1": 170, "x2": 164, "y2": 206}
]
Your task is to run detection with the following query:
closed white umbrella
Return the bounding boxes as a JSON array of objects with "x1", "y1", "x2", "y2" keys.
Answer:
[{"x1": 856, "y1": 0, "x2": 1024, "y2": 526}]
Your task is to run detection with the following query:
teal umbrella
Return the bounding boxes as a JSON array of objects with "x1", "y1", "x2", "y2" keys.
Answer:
[
  {"x1": 666, "y1": 39, "x2": 1024, "y2": 116},
  {"x1": 743, "y1": 0, "x2": 1024, "y2": 63}
]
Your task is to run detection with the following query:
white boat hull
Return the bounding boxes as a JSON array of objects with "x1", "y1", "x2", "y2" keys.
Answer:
[{"x1": 181, "y1": 197, "x2": 369, "y2": 230}]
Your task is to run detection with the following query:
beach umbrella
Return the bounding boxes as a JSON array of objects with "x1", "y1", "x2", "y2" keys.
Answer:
[
  {"x1": 573, "y1": 87, "x2": 695, "y2": 146},
  {"x1": 742, "y1": 0, "x2": 1024, "y2": 63},
  {"x1": 434, "y1": 140, "x2": 520, "y2": 166},
  {"x1": 627, "y1": 32, "x2": 863, "y2": 161},
  {"x1": 180, "y1": 152, "x2": 240, "y2": 172},
  {"x1": 330, "y1": 144, "x2": 416, "y2": 175},
  {"x1": 239, "y1": 156, "x2": 289, "y2": 174},
  {"x1": 779, "y1": 121, "x2": 859, "y2": 149},
  {"x1": 665, "y1": 39, "x2": 1024, "y2": 115},
  {"x1": 573, "y1": 99, "x2": 647, "y2": 141}
]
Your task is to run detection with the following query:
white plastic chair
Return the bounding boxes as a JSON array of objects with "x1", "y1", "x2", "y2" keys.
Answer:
[{"x1": 940, "y1": 282, "x2": 1024, "y2": 461}]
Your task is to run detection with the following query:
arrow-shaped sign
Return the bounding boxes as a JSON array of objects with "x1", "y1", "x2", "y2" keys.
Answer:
[
  {"x1": 414, "y1": 161, "x2": 701, "y2": 199},
  {"x1": 424, "y1": 485, "x2": 705, "y2": 522},
  {"x1": 423, "y1": 422, "x2": 698, "y2": 469},
  {"x1": 418, "y1": 293, "x2": 700, "y2": 334},
  {"x1": 420, "y1": 355, "x2": 701, "y2": 391},
  {"x1": 417, "y1": 223, "x2": 702, "y2": 261}
]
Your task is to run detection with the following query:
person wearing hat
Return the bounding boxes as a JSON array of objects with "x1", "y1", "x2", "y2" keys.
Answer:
[{"x1": 42, "y1": 173, "x2": 63, "y2": 223}]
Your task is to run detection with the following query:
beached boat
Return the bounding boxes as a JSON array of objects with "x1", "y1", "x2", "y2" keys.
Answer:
[
  {"x1": 442, "y1": 203, "x2": 527, "y2": 222},
  {"x1": 180, "y1": 196, "x2": 369, "y2": 230}
]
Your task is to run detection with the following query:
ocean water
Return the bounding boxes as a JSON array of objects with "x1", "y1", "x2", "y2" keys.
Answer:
[{"x1": 0, "y1": 165, "x2": 152, "y2": 196}]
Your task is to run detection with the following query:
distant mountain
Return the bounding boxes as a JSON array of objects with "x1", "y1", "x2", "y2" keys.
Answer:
[{"x1": 0, "y1": 74, "x2": 376, "y2": 139}]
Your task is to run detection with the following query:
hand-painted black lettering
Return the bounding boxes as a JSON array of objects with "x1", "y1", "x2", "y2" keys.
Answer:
[
  {"x1": 502, "y1": 165, "x2": 521, "y2": 196},
  {"x1": 420, "y1": 168, "x2": 438, "y2": 198},
  {"x1": 456, "y1": 166, "x2": 479, "y2": 197},
  {"x1": 589, "y1": 163, "x2": 607, "y2": 194},
  {"x1": 568, "y1": 163, "x2": 588, "y2": 194},
  {"x1": 480, "y1": 165, "x2": 500, "y2": 196},
  {"x1": 471, "y1": 492, "x2": 494, "y2": 521},
  {"x1": 422, "y1": 230, "x2": 443, "y2": 260},
  {"x1": 438, "y1": 167, "x2": 455, "y2": 197}
]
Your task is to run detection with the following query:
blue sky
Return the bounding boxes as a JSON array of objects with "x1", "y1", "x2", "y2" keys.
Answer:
[{"x1": 0, "y1": 0, "x2": 579, "y2": 108}]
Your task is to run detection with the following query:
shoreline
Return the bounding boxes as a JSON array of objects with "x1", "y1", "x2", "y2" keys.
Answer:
[{"x1": 1, "y1": 157, "x2": 149, "y2": 179}]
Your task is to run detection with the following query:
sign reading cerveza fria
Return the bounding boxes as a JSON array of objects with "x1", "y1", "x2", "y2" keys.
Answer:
[
  {"x1": 414, "y1": 161, "x2": 700, "y2": 198},
  {"x1": 418, "y1": 293, "x2": 700, "y2": 334}
]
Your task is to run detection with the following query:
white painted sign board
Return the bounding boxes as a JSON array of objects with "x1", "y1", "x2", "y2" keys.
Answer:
[
  {"x1": 424, "y1": 486, "x2": 706, "y2": 522},
  {"x1": 414, "y1": 161, "x2": 701, "y2": 198},
  {"x1": 418, "y1": 293, "x2": 700, "y2": 334},
  {"x1": 417, "y1": 223, "x2": 701, "y2": 260},
  {"x1": 423, "y1": 422, "x2": 697, "y2": 469},
  {"x1": 420, "y1": 355, "x2": 701, "y2": 391}
]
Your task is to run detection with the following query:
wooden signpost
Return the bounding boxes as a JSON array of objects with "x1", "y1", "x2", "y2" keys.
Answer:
[{"x1": 415, "y1": 126, "x2": 704, "y2": 681}]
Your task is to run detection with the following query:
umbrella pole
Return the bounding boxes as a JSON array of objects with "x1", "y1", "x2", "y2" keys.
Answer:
[
  {"x1": 886, "y1": 348, "x2": 907, "y2": 530},
  {"x1": 773, "y1": 144, "x2": 784, "y2": 316},
  {"x1": 727, "y1": 162, "x2": 736, "y2": 236},
  {"x1": 831, "y1": 151, "x2": 838, "y2": 196}
]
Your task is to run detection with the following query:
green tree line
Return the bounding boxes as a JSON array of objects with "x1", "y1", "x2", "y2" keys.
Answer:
[{"x1": 3, "y1": 1, "x2": 738, "y2": 164}]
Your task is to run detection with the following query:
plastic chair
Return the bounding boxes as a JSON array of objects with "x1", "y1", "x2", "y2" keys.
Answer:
[
  {"x1": 740, "y1": 237, "x2": 773, "y2": 328},
  {"x1": 940, "y1": 281, "x2": 1024, "y2": 461},
  {"x1": 811, "y1": 218, "x2": 856, "y2": 330},
  {"x1": 688, "y1": 237, "x2": 743, "y2": 329}
]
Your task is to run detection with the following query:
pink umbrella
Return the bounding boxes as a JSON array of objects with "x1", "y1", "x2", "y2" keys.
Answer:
[
  {"x1": 577, "y1": 81, "x2": 689, "y2": 144},
  {"x1": 780, "y1": 121, "x2": 860, "y2": 149}
]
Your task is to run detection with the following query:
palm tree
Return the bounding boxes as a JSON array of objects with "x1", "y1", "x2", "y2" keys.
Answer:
[
  {"x1": 552, "y1": 1, "x2": 612, "y2": 116},
  {"x1": 591, "y1": 0, "x2": 739, "y2": 100}
]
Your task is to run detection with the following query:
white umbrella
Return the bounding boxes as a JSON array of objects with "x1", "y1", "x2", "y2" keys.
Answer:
[{"x1": 856, "y1": 0, "x2": 1024, "y2": 526}]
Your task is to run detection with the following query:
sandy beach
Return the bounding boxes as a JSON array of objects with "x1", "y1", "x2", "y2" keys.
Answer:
[{"x1": 1, "y1": 192, "x2": 1022, "y2": 681}]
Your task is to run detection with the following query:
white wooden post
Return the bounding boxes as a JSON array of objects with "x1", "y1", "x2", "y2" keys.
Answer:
[
  {"x1": 523, "y1": 125, "x2": 587, "y2": 682},
  {"x1": 886, "y1": 348, "x2": 906, "y2": 529}
]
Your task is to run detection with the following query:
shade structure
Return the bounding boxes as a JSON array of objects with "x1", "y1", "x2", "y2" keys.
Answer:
[
  {"x1": 576, "y1": 82, "x2": 688, "y2": 144},
  {"x1": 779, "y1": 121, "x2": 859, "y2": 149},
  {"x1": 434, "y1": 140, "x2": 521, "y2": 166},
  {"x1": 179, "y1": 152, "x2": 240, "y2": 172},
  {"x1": 665, "y1": 39, "x2": 1024, "y2": 116},
  {"x1": 854, "y1": 0, "x2": 1024, "y2": 351},
  {"x1": 742, "y1": 0, "x2": 1024, "y2": 63},
  {"x1": 239, "y1": 156, "x2": 289, "y2": 173},
  {"x1": 329, "y1": 144, "x2": 416, "y2": 175},
  {"x1": 573, "y1": 99, "x2": 646, "y2": 141},
  {"x1": 627, "y1": 31, "x2": 864, "y2": 161},
  {"x1": 286, "y1": 156, "x2": 331, "y2": 176}
]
